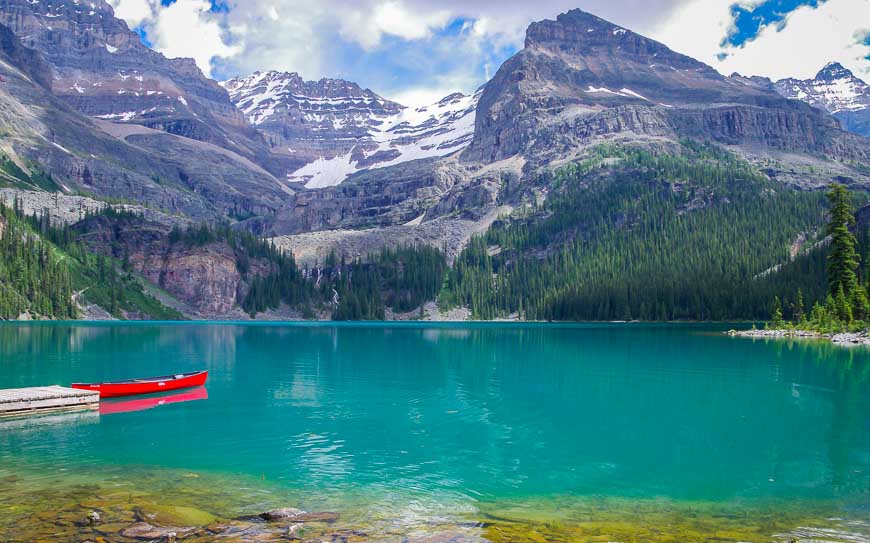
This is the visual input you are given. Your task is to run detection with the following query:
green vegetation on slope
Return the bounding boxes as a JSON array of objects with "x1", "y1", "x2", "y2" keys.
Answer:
[
  {"x1": 0, "y1": 154, "x2": 60, "y2": 191},
  {"x1": 0, "y1": 201, "x2": 182, "y2": 320},
  {"x1": 440, "y1": 143, "x2": 848, "y2": 321},
  {"x1": 330, "y1": 244, "x2": 447, "y2": 320},
  {"x1": 242, "y1": 241, "x2": 446, "y2": 320},
  {"x1": 0, "y1": 201, "x2": 76, "y2": 319},
  {"x1": 4, "y1": 141, "x2": 864, "y2": 323},
  {"x1": 161, "y1": 222, "x2": 447, "y2": 320}
]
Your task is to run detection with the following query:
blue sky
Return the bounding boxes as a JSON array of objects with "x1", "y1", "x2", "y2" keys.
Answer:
[
  {"x1": 109, "y1": 0, "x2": 870, "y2": 106},
  {"x1": 725, "y1": 0, "x2": 824, "y2": 47}
]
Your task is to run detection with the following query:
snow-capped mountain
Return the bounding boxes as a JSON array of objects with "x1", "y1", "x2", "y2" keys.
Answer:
[
  {"x1": 222, "y1": 71, "x2": 402, "y2": 128},
  {"x1": 775, "y1": 62, "x2": 869, "y2": 114},
  {"x1": 774, "y1": 63, "x2": 870, "y2": 137},
  {"x1": 223, "y1": 71, "x2": 480, "y2": 188}
]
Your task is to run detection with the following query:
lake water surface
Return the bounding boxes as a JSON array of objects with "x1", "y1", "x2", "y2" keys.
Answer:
[{"x1": 1, "y1": 322, "x2": 868, "y2": 542}]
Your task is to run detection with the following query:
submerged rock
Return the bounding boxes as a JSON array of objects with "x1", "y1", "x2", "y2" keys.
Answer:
[
  {"x1": 121, "y1": 522, "x2": 187, "y2": 540},
  {"x1": 140, "y1": 504, "x2": 217, "y2": 526},
  {"x1": 259, "y1": 508, "x2": 339, "y2": 523},
  {"x1": 259, "y1": 507, "x2": 304, "y2": 521},
  {"x1": 86, "y1": 510, "x2": 101, "y2": 526}
]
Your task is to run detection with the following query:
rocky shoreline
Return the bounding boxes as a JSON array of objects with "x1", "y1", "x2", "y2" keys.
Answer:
[
  {"x1": 2, "y1": 464, "x2": 867, "y2": 543},
  {"x1": 728, "y1": 328, "x2": 870, "y2": 346}
]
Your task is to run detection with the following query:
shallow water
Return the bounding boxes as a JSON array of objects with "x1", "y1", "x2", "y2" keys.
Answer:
[{"x1": 1, "y1": 322, "x2": 869, "y2": 541}]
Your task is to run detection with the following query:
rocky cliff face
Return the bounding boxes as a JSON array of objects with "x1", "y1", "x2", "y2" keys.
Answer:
[
  {"x1": 224, "y1": 71, "x2": 479, "y2": 188},
  {"x1": 464, "y1": 9, "x2": 868, "y2": 166},
  {"x1": 0, "y1": 20, "x2": 51, "y2": 88},
  {"x1": 772, "y1": 63, "x2": 870, "y2": 137},
  {"x1": 0, "y1": 21, "x2": 211, "y2": 216},
  {"x1": 0, "y1": 3, "x2": 291, "y2": 219},
  {"x1": 74, "y1": 215, "x2": 272, "y2": 317},
  {"x1": 139, "y1": 242, "x2": 243, "y2": 317},
  {"x1": 0, "y1": 0, "x2": 268, "y2": 157}
]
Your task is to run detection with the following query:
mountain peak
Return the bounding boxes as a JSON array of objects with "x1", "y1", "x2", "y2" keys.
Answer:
[
  {"x1": 773, "y1": 63, "x2": 868, "y2": 117},
  {"x1": 522, "y1": 8, "x2": 716, "y2": 77},
  {"x1": 816, "y1": 62, "x2": 854, "y2": 81},
  {"x1": 525, "y1": 8, "x2": 633, "y2": 50}
]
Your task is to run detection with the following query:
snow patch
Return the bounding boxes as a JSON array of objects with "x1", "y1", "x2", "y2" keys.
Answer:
[
  {"x1": 619, "y1": 88, "x2": 649, "y2": 101},
  {"x1": 96, "y1": 111, "x2": 139, "y2": 121},
  {"x1": 585, "y1": 86, "x2": 650, "y2": 101},
  {"x1": 289, "y1": 154, "x2": 360, "y2": 189}
]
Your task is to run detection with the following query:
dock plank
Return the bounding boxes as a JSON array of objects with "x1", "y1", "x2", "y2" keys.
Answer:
[{"x1": 0, "y1": 385, "x2": 100, "y2": 416}]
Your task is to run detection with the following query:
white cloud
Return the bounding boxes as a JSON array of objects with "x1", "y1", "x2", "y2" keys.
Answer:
[
  {"x1": 148, "y1": 0, "x2": 239, "y2": 78},
  {"x1": 721, "y1": 0, "x2": 870, "y2": 80},
  {"x1": 108, "y1": 0, "x2": 153, "y2": 28},
  {"x1": 218, "y1": 1, "x2": 328, "y2": 80},
  {"x1": 338, "y1": 1, "x2": 452, "y2": 50},
  {"x1": 652, "y1": 0, "x2": 870, "y2": 80},
  {"x1": 105, "y1": 0, "x2": 870, "y2": 102},
  {"x1": 106, "y1": 1, "x2": 684, "y2": 96}
]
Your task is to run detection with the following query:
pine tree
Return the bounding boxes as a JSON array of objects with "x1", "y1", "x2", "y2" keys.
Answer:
[
  {"x1": 849, "y1": 285, "x2": 869, "y2": 322},
  {"x1": 835, "y1": 284, "x2": 852, "y2": 323},
  {"x1": 810, "y1": 301, "x2": 826, "y2": 326},
  {"x1": 770, "y1": 296, "x2": 784, "y2": 328},
  {"x1": 795, "y1": 288, "x2": 805, "y2": 324},
  {"x1": 825, "y1": 183, "x2": 860, "y2": 298}
]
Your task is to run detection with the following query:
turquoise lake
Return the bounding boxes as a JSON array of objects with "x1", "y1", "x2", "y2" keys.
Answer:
[{"x1": 1, "y1": 322, "x2": 869, "y2": 542}]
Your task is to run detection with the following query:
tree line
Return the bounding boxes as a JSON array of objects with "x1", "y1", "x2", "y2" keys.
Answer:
[
  {"x1": 2, "y1": 141, "x2": 861, "y2": 322},
  {"x1": 439, "y1": 143, "x2": 847, "y2": 321}
]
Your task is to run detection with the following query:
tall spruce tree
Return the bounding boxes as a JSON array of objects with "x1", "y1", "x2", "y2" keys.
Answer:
[{"x1": 825, "y1": 183, "x2": 860, "y2": 298}]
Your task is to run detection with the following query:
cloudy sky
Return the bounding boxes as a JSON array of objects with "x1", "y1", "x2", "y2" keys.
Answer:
[{"x1": 108, "y1": 0, "x2": 870, "y2": 106}]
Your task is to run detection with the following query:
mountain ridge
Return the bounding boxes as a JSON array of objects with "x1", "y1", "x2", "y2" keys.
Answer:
[
  {"x1": 223, "y1": 69, "x2": 480, "y2": 188},
  {"x1": 1, "y1": 3, "x2": 869, "y2": 320}
]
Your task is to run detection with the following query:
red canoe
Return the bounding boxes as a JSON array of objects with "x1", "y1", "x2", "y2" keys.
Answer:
[{"x1": 71, "y1": 370, "x2": 208, "y2": 398}]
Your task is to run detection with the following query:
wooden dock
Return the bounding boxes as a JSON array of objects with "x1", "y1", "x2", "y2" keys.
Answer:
[{"x1": 0, "y1": 386, "x2": 100, "y2": 417}]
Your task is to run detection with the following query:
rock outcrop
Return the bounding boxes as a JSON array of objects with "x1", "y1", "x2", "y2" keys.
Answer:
[
  {"x1": 74, "y1": 215, "x2": 270, "y2": 317},
  {"x1": 258, "y1": 508, "x2": 339, "y2": 523}
]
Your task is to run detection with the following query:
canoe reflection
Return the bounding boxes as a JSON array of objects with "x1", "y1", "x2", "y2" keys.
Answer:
[{"x1": 99, "y1": 386, "x2": 208, "y2": 415}]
